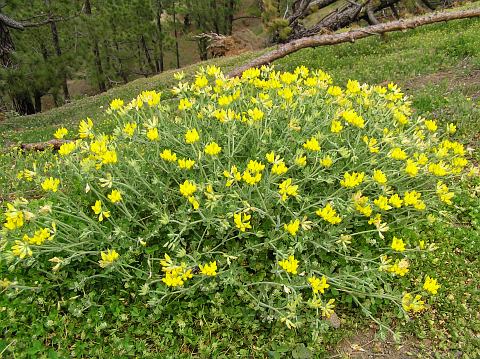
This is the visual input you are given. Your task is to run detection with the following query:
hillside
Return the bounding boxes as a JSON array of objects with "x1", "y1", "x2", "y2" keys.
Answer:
[{"x1": 1, "y1": 4, "x2": 480, "y2": 357}]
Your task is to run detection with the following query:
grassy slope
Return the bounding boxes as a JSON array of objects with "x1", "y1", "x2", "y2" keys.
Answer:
[{"x1": 1, "y1": 8, "x2": 480, "y2": 357}]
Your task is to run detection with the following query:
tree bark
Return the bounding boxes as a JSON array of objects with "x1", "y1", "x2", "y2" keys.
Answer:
[
  {"x1": 172, "y1": 1, "x2": 180, "y2": 69},
  {"x1": 141, "y1": 35, "x2": 156, "y2": 74},
  {"x1": 156, "y1": 0, "x2": 164, "y2": 72},
  {"x1": 227, "y1": 0, "x2": 235, "y2": 35},
  {"x1": 84, "y1": 0, "x2": 106, "y2": 93},
  {"x1": 228, "y1": 8, "x2": 480, "y2": 78},
  {"x1": 44, "y1": 0, "x2": 70, "y2": 101}
]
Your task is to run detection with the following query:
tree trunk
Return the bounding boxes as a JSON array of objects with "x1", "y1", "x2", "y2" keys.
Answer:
[
  {"x1": 84, "y1": 0, "x2": 106, "y2": 93},
  {"x1": 34, "y1": 90, "x2": 43, "y2": 113},
  {"x1": 156, "y1": 0, "x2": 164, "y2": 72},
  {"x1": 0, "y1": 19, "x2": 15, "y2": 67},
  {"x1": 211, "y1": 0, "x2": 220, "y2": 33},
  {"x1": 227, "y1": 0, "x2": 235, "y2": 35},
  {"x1": 288, "y1": 0, "x2": 402, "y2": 40},
  {"x1": 12, "y1": 91, "x2": 35, "y2": 115},
  {"x1": 46, "y1": 6, "x2": 70, "y2": 100},
  {"x1": 141, "y1": 35, "x2": 156, "y2": 74},
  {"x1": 172, "y1": 1, "x2": 180, "y2": 69}
]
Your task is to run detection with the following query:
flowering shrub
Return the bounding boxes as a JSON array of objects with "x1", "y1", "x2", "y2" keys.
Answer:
[{"x1": 2, "y1": 65, "x2": 476, "y2": 331}]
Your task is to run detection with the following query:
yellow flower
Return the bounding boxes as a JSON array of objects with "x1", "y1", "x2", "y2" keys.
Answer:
[
  {"x1": 234, "y1": 213, "x2": 252, "y2": 232},
  {"x1": 342, "y1": 109, "x2": 365, "y2": 128},
  {"x1": 405, "y1": 159, "x2": 419, "y2": 177},
  {"x1": 99, "y1": 249, "x2": 120, "y2": 268},
  {"x1": 278, "y1": 178, "x2": 298, "y2": 201},
  {"x1": 160, "y1": 149, "x2": 177, "y2": 162},
  {"x1": 320, "y1": 155, "x2": 333, "y2": 168},
  {"x1": 284, "y1": 219, "x2": 300, "y2": 236},
  {"x1": 308, "y1": 275, "x2": 330, "y2": 294},
  {"x1": 41, "y1": 177, "x2": 60, "y2": 192},
  {"x1": 390, "y1": 147, "x2": 407, "y2": 160},
  {"x1": 389, "y1": 258, "x2": 409, "y2": 276},
  {"x1": 374, "y1": 195, "x2": 392, "y2": 211},
  {"x1": 243, "y1": 170, "x2": 262, "y2": 185},
  {"x1": 12, "y1": 240, "x2": 32, "y2": 259},
  {"x1": 428, "y1": 162, "x2": 448, "y2": 176},
  {"x1": 353, "y1": 192, "x2": 372, "y2": 217},
  {"x1": 79, "y1": 118, "x2": 94, "y2": 139},
  {"x1": 188, "y1": 196, "x2": 200, "y2": 209},
  {"x1": 266, "y1": 151, "x2": 277, "y2": 163},
  {"x1": 316, "y1": 203, "x2": 342, "y2": 224},
  {"x1": 199, "y1": 261, "x2": 217, "y2": 276},
  {"x1": 415, "y1": 153, "x2": 428, "y2": 165},
  {"x1": 24, "y1": 228, "x2": 52, "y2": 245},
  {"x1": 101, "y1": 150, "x2": 117, "y2": 164},
  {"x1": 303, "y1": 137, "x2": 321, "y2": 151},
  {"x1": 108, "y1": 189, "x2": 122, "y2": 203},
  {"x1": 185, "y1": 128, "x2": 200, "y2": 144},
  {"x1": 247, "y1": 107, "x2": 264, "y2": 122},
  {"x1": 363, "y1": 136, "x2": 379, "y2": 153},
  {"x1": 327, "y1": 86, "x2": 343, "y2": 97},
  {"x1": 436, "y1": 181, "x2": 454, "y2": 205},
  {"x1": 446, "y1": 123, "x2": 457, "y2": 134},
  {"x1": 3, "y1": 204, "x2": 24, "y2": 230},
  {"x1": 388, "y1": 194, "x2": 403, "y2": 208},
  {"x1": 146, "y1": 128, "x2": 159, "y2": 141},
  {"x1": 204, "y1": 142, "x2": 222, "y2": 156},
  {"x1": 278, "y1": 255, "x2": 299, "y2": 274},
  {"x1": 391, "y1": 236, "x2": 406, "y2": 252},
  {"x1": 178, "y1": 98, "x2": 193, "y2": 111},
  {"x1": 372, "y1": 169, "x2": 387, "y2": 185},
  {"x1": 346, "y1": 79, "x2": 360, "y2": 93},
  {"x1": 123, "y1": 122, "x2": 137, "y2": 137},
  {"x1": 54, "y1": 127, "x2": 68, "y2": 139},
  {"x1": 110, "y1": 98, "x2": 124, "y2": 110},
  {"x1": 179, "y1": 180, "x2": 197, "y2": 197},
  {"x1": 58, "y1": 142, "x2": 76, "y2": 156},
  {"x1": 321, "y1": 299, "x2": 336, "y2": 318},
  {"x1": 247, "y1": 160, "x2": 265, "y2": 173},
  {"x1": 330, "y1": 120, "x2": 343, "y2": 133},
  {"x1": 402, "y1": 293, "x2": 425, "y2": 313},
  {"x1": 423, "y1": 276, "x2": 440, "y2": 295},
  {"x1": 162, "y1": 265, "x2": 191, "y2": 287},
  {"x1": 0, "y1": 278, "x2": 12, "y2": 288},
  {"x1": 403, "y1": 190, "x2": 425, "y2": 210},
  {"x1": 195, "y1": 75, "x2": 208, "y2": 89},
  {"x1": 295, "y1": 155, "x2": 307, "y2": 167},
  {"x1": 218, "y1": 95, "x2": 233, "y2": 106},
  {"x1": 223, "y1": 165, "x2": 242, "y2": 187},
  {"x1": 271, "y1": 160, "x2": 288, "y2": 175},
  {"x1": 424, "y1": 119, "x2": 437, "y2": 132},
  {"x1": 340, "y1": 171, "x2": 365, "y2": 188},
  {"x1": 178, "y1": 158, "x2": 195, "y2": 170},
  {"x1": 91, "y1": 200, "x2": 111, "y2": 222}
]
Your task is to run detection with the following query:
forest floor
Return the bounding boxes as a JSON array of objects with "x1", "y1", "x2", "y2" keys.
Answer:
[{"x1": 1, "y1": 5, "x2": 480, "y2": 358}]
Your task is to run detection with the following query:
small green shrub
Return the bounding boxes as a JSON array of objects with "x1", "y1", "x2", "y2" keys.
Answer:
[{"x1": 2, "y1": 66, "x2": 476, "y2": 337}]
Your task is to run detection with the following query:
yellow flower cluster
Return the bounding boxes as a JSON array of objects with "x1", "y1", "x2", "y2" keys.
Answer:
[
  {"x1": 278, "y1": 255, "x2": 299, "y2": 274},
  {"x1": 316, "y1": 203, "x2": 342, "y2": 224},
  {"x1": 99, "y1": 249, "x2": 120, "y2": 268}
]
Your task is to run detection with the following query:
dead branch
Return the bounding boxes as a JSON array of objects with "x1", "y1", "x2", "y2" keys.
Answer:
[
  {"x1": 19, "y1": 139, "x2": 71, "y2": 151},
  {"x1": 228, "y1": 8, "x2": 480, "y2": 78}
]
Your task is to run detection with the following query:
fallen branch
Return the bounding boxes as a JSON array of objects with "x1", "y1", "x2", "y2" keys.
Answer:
[
  {"x1": 19, "y1": 139, "x2": 71, "y2": 151},
  {"x1": 228, "y1": 8, "x2": 480, "y2": 78}
]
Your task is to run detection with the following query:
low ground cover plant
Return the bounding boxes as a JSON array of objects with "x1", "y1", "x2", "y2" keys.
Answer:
[{"x1": 1, "y1": 65, "x2": 475, "y2": 344}]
